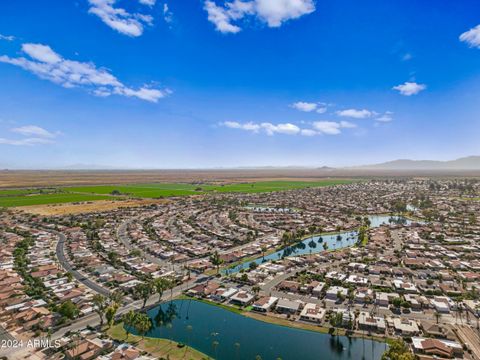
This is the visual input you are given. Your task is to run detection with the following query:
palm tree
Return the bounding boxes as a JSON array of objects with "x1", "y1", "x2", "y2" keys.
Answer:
[
  {"x1": 434, "y1": 311, "x2": 441, "y2": 324},
  {"x1": 105, "y1": 303, "x2": 119, "y2": 329},
  {"x1": 475, "y1": 305, "x2": 480, "y2": 330},
  {"x1": 167, "y1": 277, "x2": 175, "y2": 300},
  {"x1": 210, "y1": 251, "x2": 224, "y2": 275},
  {"x1": 134, "y1": 313, "x2": 152, "y2": 339},
  {"x1": 252, "y1": 285, "x2": 261, "y2": 299},
  {"x1": 135, "y1": 282, "x2": 153, "y2": 309},
  {"x1": 261, "y1": 246, "x2": 267, "y2": 260},
  {"x1": 122, "y1": 310, "x2": 137, "y2": 340},
  {"x1": 153, "y1": 277, "x2": 168, "y2": 303},
  {"x1": 109, "y1": 290, "x2": 123, "y2": 307},
  {"x1": 92, "y1": 294, "x2": 107, "y2": 327}
]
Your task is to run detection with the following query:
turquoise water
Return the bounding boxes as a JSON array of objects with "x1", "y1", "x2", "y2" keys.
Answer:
[
  {"x1": 227, "y1": 215, "x2": 413, "y2": 273},
  {"x1": 130, "y1": 299, "x2": 386, "y2": 360}
]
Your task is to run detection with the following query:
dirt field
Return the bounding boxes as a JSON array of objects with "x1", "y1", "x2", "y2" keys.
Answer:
[
  {"x1": 1, "y1": 169, "x2": 479, "y2": 188},
  {"x1": 15, "y1": 198, "x2": 168, "y2": 216},
  {"x1": 0, "y1": 169, "x2": 353, "y2": 188}
]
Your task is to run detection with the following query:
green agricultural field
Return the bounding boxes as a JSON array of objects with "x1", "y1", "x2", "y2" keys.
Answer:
[
  {"x1": 209, "y1": 180, "x2": 357, "y2": 193},
  {"x1": 65, "y1": 184, "x2": 202, "y2": 198},
  {"x1": 0, "y1": 188, "x2": 56, "y2": 197},
  {"x1": 0, "y1": 193, "x2": 112, "y2": 207},
  {"x1": 66, "y1": 179, "x2": 358, "y2": 198},
  {"x1": 0, "y1": 179, "x2": 358, "y2": 207}
]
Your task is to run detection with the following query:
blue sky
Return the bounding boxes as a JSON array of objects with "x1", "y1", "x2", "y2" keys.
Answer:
[{"x1": 1, "y1": 0, "x2": 480, "y2": 168}]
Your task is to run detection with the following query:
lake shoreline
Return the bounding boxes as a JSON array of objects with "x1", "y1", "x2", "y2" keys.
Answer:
[{"x1": 177, "y1": 296, "x2": 393, "y2": 345}]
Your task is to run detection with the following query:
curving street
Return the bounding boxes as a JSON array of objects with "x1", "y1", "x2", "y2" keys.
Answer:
[{"x1": 53, "y1": 230, "x2": 111, "y2": 297}]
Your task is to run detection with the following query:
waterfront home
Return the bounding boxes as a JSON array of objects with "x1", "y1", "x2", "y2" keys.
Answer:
[
  {"x1": 188, "y1": 281, "x2": 220, "y2": 298},
  {"x1": 357, "y1": 312, "x2": 386, "y2": 333},
  {"x1": 411, "y1": 337, "x2": 463, "y2": 358},
  {"x1": 230, "y1": 291, "x2": 254, "y2": 306},
  {"x1": 252, "y1": 296, "x2": 278, "y2": 312},
  {"x1": 299, "y1": 303, "x2": 326, "y2": 323},
  {"x1": 212, "y1": 287, "x2": 238, "y2": 302},
  {"x1": 276, "y1": 298, "x2": 303, "y2": 314}
]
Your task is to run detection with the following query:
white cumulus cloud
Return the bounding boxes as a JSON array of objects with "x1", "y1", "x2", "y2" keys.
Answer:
[
  {"x1": 221, "y1": 119, "x2": 357, "y2": 137},
  {"x1": 392, "y1": 81, "x2": 426, "y2": 96},
  {"x1": 0, "y1": 43, "x2": 170, "y2": 102},
  {"x1": 88, "y1": 0, "x2": 155, "y2": 37},
  {"x1": 139, "y1": 0, "x2": 156, "y2": 6},
  {"x1": 0, "y1": 125, "x2": 60, "y2": 146},
  {"x1": 336, "y1": 108, "x2": 374, "y2": 119},
  {"x1": 460, "y1": 24, "x2": 480, "y2": 48},
  {"x1": 204, "y1": 0, "x2": 315, "y2": 33},
  {"x1": 312, "y1": 121, "x2": 356, "y2": 135},
  {"x1": 291, "y1": 101, "x2": 317, "y2": 112}
]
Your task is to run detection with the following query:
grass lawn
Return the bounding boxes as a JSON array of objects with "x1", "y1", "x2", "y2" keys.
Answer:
[
  {"x1": 108, "y1": 323, "x2": 210, "y2": 360},
  {"x1": 0, "y1": 192, "x2": 113, "y2": 207}
]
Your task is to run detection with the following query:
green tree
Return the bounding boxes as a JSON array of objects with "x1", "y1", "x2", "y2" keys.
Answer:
[
  {"x1": 153, "y1": 277, "x2": 168, "y2": 303},
  {"x1": 58, "y1": 300, "x2": 79, "y2": 320},
  {"x1": 133, "y1": 313, "x2": 152, "y2": 339},
  {"x1": 105, "y1": 303, "x2": 119, "y2": 329},
  {"x1": 109, "y1": 290, "x2": 123, "y2": 306},
  {"x1": 92, "y1": 294, "x2": 107, "y2": 326},
  {"x1": 122, "y1": 310, "x2": 137, "y2": 339},
  {"x1": 381, "y1": 339, "x2": 414, "y2": 360},
  {"x1": 210, "y1": 251, "x2": 224, "y2": 275},
  {"x1": 135, "y1": 282, "x2": 153, "y2": 309}
]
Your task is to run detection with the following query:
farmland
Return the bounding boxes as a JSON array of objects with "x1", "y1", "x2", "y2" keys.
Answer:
[
  {"x1": 0, "y1": 179, "x2": 358, "y2": 207},
  {"x1": 65, "y1": 180, "x2": 357, "y2": 198}
]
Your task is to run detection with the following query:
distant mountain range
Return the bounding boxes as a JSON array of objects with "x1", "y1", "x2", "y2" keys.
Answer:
[
  {"x1": 352, "y1": 156, "x2": 480, "y2": 170},
  {"x1": 2, "y1": 156, "x2": 480, "y2": 172}
]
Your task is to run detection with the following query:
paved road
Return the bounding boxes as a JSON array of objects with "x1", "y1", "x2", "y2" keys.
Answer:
[
  {"x1": 0, "y1": 324, "x2": 14, "y2": 342},
  {"x1": 53, "y1": 230, "x2": 111, "y2": 297}
]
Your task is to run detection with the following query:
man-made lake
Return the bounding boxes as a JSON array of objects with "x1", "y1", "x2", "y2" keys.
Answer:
[
  {"x1": 131, "y1": 299, "x2": 386, "y2": 360},
  {"x1": 227, "y1": 215, "x2": 414, "y2": 273}
]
